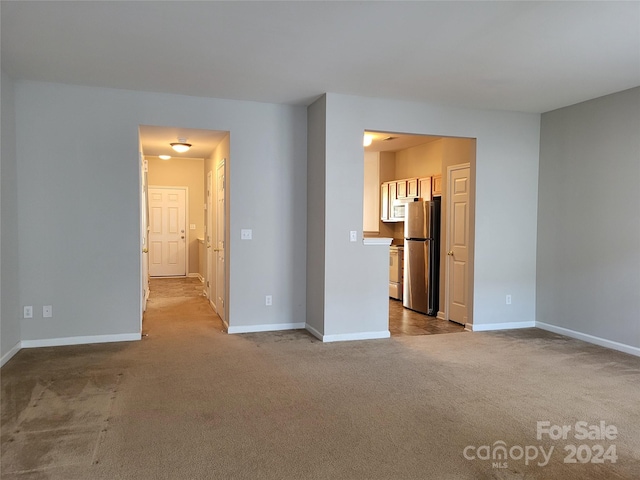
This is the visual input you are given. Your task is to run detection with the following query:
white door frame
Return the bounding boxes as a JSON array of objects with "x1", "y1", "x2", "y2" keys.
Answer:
[
  {"x1": 206, "y1": 171, "x2": 214, "y2": 301},
  {"x1": 214, "y1": 159, "x2": 226, "y2": 325},
  {"x1": 139, "y1": 153, "x2": 149, "y2": 332},
  {"x1": 148, "y1": 185, "x2": 189, "y2": 277}
]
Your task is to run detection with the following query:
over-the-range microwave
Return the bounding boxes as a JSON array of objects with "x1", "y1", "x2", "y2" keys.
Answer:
[{"x1": 390, "y1": 198, "x2": 416, "y2": 221}]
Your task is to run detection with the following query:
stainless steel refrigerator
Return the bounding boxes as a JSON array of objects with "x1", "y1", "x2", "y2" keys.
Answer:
[{"x1": 402, "y1": 198, "x2": 441, "y2": 315}]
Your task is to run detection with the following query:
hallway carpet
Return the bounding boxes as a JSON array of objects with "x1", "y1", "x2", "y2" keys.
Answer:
[{"x1": 2, "y1": 278, "x2": 639, "y2": 479}]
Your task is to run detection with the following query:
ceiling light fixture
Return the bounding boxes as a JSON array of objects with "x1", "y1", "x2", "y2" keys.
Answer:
[
  {"x1": 159, "y1": 155, "x2": 171, "y2": 160},
  {"x1": 363, "y1": 134, "x2": 373, "y2": 147},
  {"x1": 170, "y1": 138, "x2": 192, "y2": 153}
]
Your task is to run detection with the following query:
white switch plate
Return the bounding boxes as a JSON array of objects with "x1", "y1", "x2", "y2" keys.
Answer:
[
  {"x1": 190, "y1": 224, "x2": 196, "y2": 230},
  {"x1": 241, "y1": 229, "x2": 252, "y2": 240},
  {"x1": 350, "y1": 230, "x2": 357, "y2": 242},
  {"x1": 43, "y1": 305, "x2": 53, "y2": 318},
  {"x1": 24, "y1": 306, "x2": 33, "y2": 318},
  {"x1": 265, "y1": 295, "x2": 272, "y2": 306},
  {"x1": 506, "y1": 295, "x2": 512, "y2": 305}
]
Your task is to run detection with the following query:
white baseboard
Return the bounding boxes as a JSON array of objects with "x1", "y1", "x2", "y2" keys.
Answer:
[
  {"x1": 21, "y1": 333, "x2": 141, "y2": 349},
  {"x1": 436, "y1": 311, "x2": 445, "y2": 320},
  {"x1": 536, "y1": 322, "x2": 640, "y2": 357},
  {"x1": 307, "y1": 327, "x2": 391, "y2": 343},
  {"x1": 468, "y1": 321, "x2": 535, "y2": 332},
  {"x1": 227, "y1": 322, "x2": 306, "y2": 334},
  {"x1": 305, "y1": 324, "x2": 323, "y2": 341},
  {"x1": 188, "y1": 273, "x2": 204, "y2": 282},
  {"x1": 1, "y1": 342, "x2": 22, "y2": 367}
]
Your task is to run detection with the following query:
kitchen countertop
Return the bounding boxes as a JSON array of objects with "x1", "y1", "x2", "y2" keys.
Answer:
[{"x1": 362, "y1": 237, "x2": 393, "y2": 246}]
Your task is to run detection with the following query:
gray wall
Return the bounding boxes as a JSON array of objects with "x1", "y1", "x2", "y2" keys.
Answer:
[
  {"x1": 1, "y1": 71, "x2": 21, "y2": 364},
  {"x1": 537, "y1": 87, "x2": 640, "y2": 350},
  {"x1": 14, "y1": 81, "x2": 307, "y2": 343},
  {"x1": 310, "y1": 93, "x2": 540, "y2": 337},
  {"x1": 306, "y1": 95, "x2": 326, "y2": 336}
]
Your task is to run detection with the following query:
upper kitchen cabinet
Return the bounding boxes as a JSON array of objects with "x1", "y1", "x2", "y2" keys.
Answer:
[
  {"x1": 364, "y1": 151, "x2": 381, "y2": 232},
  {"x1": 407, "y1": 178, "x2": 418, "y2": 198},
  {"x1": 380, "y1": 183, "x2": 389, "y2": 222},
  {"x1": 396, "y1": 179, "x2": 407, "y2": 198},
  {"x1": 419, "y1": 177, "x2": 431, "y2": 201},
  {"x1": 432, "y1": 174, "x2": 442, "y2": 197}
]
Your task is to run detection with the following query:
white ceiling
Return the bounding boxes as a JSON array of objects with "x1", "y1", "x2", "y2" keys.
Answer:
[{"x1": 1, "y1": 1, "x2": 639, "y2": 114}]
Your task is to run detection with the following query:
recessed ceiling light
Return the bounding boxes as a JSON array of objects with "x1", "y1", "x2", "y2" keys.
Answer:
[{"x1": 159, "y1": 155, "x2": 171, "y2": 160}]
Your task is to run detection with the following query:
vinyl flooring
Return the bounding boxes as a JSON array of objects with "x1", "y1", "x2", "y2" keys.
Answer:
[
  {"x1": 388, "y1": 298, "x2": 466, "y2": 336},
  {"x1": 148, "y1": 277, "x2": 465, "y2": 338}
]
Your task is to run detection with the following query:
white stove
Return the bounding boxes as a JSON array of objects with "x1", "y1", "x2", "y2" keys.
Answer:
[{"x1": 389, "y1": 245, "x2": 403, "y2": 300}]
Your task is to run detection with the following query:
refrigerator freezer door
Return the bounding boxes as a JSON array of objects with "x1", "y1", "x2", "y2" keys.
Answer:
[
  {"x1": 404, "y1": 201, "x2": 430, "y2": 239},
  {"x1": 403, "y1": 239, "x2": 429, "y2": 314}
]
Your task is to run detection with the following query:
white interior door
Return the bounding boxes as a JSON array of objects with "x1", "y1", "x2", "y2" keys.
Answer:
[
  {"x1": 148, "y1": 187, "x2": 187, "y2": 277},
  {"x1": 446, "y1": 164, "x2": 470, "y2": 325},
  {"x1": 215, "y1": 160, "x2": 226, "y2": 322}
]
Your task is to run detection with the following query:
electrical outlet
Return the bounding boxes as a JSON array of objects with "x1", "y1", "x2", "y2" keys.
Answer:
[
  {"x1": 241, "y1": 229, "x2": 252, "y2": 240},
  {"x1": 43, "y1": 305, "x2": 53, "y2": 318},
  {"x1": 506, "y1": 295, "x2": 512, "y2": 305},
  {"x1": 24, "y1": 306, "x2": 33, "y2": 318},
  {"x1": 265, "y1": 295, "x2": 272, "y2": 306}
]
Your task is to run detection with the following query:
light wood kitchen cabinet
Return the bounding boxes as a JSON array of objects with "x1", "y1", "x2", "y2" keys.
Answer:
[
  {"x1": 388, "y1": 181, "x2": 397, "y2": 204},
  {"x1": 380, "y1": 183, "x2": 389, "y2": 221},
  {"x1": 432, "y1": 174, "x2": 442, "y2": 197},
  {"x1": 419, "y1": 177, "x2": 432, "y2": 201},
  {"x1": 396, "y1": 180, "x2": 407, "y2": 198},
  {"x1": 407, "y1": 178, "x2": 418, "y2": 198}
]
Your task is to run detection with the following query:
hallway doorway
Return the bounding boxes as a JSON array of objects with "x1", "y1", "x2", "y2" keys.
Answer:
[{"x1": 138, "y1": 125, "x2": 230, "y2": 329}]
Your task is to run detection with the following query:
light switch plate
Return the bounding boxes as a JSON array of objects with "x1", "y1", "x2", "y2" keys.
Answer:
[
  {"x1": 43, "y1": 305, "x2": 53, "y2": 318},
  {"x1": 241, "y1": 229, "x2": 252, "y2": 240},
  {"x1": 350, "y1": 230, "x2": 357, "y2": 242}
]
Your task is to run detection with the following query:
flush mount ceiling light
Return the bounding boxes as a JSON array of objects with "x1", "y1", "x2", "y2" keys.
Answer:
[
  {"x1": 159, "y1": 155, "x2": 171, "y2": 160},
  {"x1": 170, "y1": 138, "x2": 192, "y2": 153},
  {"x1": 363, "y1": 134, "x2": 373, "y2": 147}
]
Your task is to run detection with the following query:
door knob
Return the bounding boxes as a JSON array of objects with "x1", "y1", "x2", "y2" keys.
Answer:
[
  {"x1": 181, "y1": 236, "x2": 185, "y2": 239},
  {"x1": 447, "y1": 251, "x2": 454, "y2": 256},
  {"x1": 142, "y1": 248, "x2": 148, "y2": 253}
]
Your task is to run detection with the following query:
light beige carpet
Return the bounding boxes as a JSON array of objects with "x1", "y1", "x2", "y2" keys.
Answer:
[{"x1": 2, "y1": 279, "x2": 639, "y2": 479}]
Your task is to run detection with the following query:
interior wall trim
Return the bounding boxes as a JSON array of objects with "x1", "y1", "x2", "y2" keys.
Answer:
[
  {"x1": 227, "y1": 322, "x2": 306, "y2": 334},
  {"x1": 0, "y1": 342, "x2": 22, "y2": 367},
  {"x1": 536, "y1": 322, "x2": 640, "y2": 358},
  {"x1": 468, "y1": 321, "x2": 536, "y2": 331},
  {"x1": 20, "y1": 333, "x2": 142, "y2": 349},
  {"x1": 308, "y1": 328, "x2": 391, "y2": 343}
]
